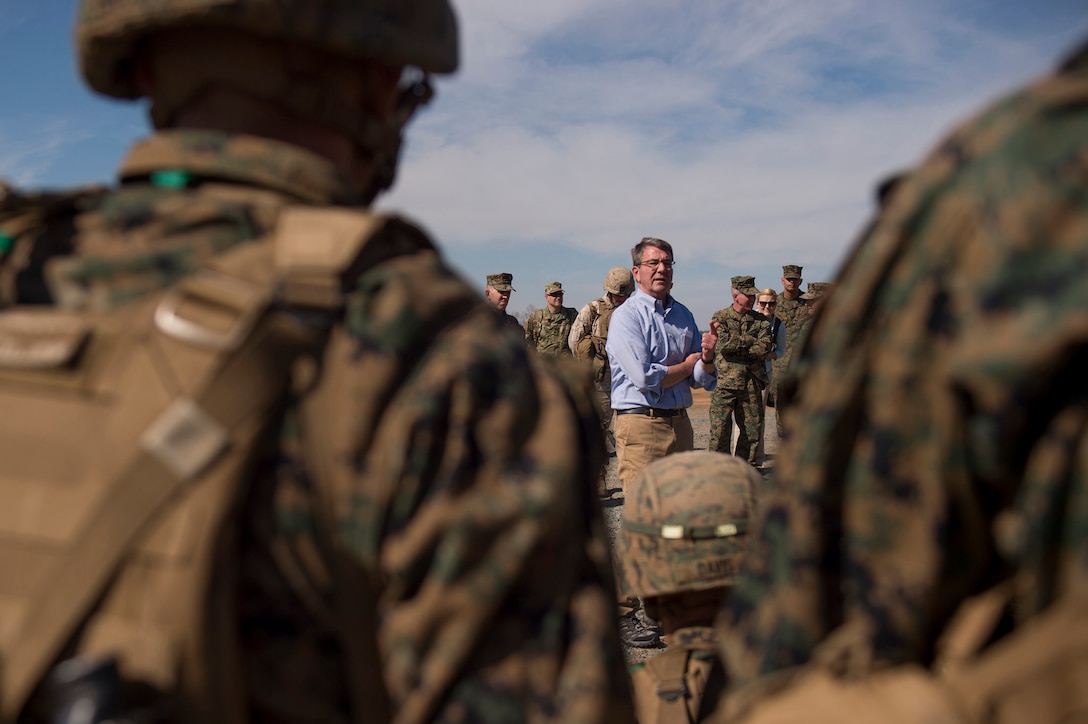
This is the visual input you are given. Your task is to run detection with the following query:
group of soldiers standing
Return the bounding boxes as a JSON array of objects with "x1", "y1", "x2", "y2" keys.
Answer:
[{"x1": 482, "y1": 263, "x2": 834, "y2": 476}]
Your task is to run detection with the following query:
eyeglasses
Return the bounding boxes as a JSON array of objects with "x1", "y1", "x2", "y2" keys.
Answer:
[
  {"x1": 638, "y1": 258, "x2": 675, "y2": 269},
  {"x1": 757, "y1": 301, "x2": 777, "y2": 307}
]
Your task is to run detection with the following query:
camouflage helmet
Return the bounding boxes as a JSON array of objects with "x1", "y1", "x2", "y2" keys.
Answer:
[
  {"x1": 77, "y1": 0, "x2": 459, "y2": 100},
  {"x1": 616, "y1": 451, "x2": 759, "y2": 599},
  {"x1": 603, "y1": 266, "x2": 635, "y2": 296}
]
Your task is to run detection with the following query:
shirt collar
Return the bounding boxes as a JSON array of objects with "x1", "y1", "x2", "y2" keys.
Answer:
[{"x1": 632, "y1": 285, "x2": 673, "y2": 313}]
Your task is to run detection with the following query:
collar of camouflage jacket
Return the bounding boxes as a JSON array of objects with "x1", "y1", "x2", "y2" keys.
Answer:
[{"x1": 118, "y1": 130, "x2": 356, "y2": 204}]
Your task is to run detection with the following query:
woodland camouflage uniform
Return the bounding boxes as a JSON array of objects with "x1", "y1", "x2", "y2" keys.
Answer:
[
  {"x1": 718, "y1": 38, "x2": 1088, "y2": 719},
  {"x1": 771, "y1": 267, "x2": 807, "y2": 436},
  {"x1": 0, "y1": 1, "x2": 634, "y2": 722},
  {"x1": 525, "y1": 292, "x2": 577, "y2": 357},
  {"x1": 708, "y1": 277, "x2": 771, "y2": 465}
]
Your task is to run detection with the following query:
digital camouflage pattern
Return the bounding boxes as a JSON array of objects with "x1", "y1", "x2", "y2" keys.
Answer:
[
  {"x1": 77, "y1": 0, "x2": 459, "y2": 99},
  {"x1": 799, "y1": 281, "x2": 832, "y2": 301},
  {"x1": 619, "y1": 451, "x2": 758, "y2": 723},
  {"x1": 0, "y1": 129, "x2": 634, "y2": 723},
  {"x1": 720, "y1": 40, "x2": 1088, "y2": 699},
  {"x1": 486, "y1": 272, "x2": 514, "y2": 291},
  {"x1": 708, "y1": 306, "x2": 771, "y2": 463},
  {"x1": 525, "y1": 306, "x2": 577, "y2": 357},
  {"x1": 771, "y1": 294, "x2": 808, "y2": 434},
  {"x1": 616, "y1": 451, "x2": 759, "y2": 600}
]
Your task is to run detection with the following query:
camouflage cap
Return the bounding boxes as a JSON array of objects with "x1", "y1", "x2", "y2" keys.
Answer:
[
  {"x1": 486, "y1": 272, "x2": 515, "y2": 292},
  {"x1": 800, "y1": 281, "x2": 833, "y2": 300},
  {"x1": 616, "y1": 451, "x2": 760, "y2": 599},
  {"x1": 77, "y1": 0, "x2": 460, "y2": 100},
  {"x1": 782, "y1": 265, "x2": 803, "y2": 279},
  {"x1": 544, "y1": 281, "x2": 564, "y2": 295},
  {"x1": 603, "y1": 266, "x2": 634, "y2": 296},
  {"x1": 731, "y1": 275, "x2": 759, "y2": 295}
]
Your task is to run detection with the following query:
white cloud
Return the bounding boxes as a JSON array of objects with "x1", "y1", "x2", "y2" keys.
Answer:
[
  {"x1": 380, "y1": 0, "x2": 1087, "y2": 323},
  {"x1": 0, "y1": 118, "x2": 93, "y2": 187}
]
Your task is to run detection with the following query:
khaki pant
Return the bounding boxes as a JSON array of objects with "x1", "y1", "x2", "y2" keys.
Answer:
[{"x1": 614, "y1": 410, "x2": 693, "y2": 494}]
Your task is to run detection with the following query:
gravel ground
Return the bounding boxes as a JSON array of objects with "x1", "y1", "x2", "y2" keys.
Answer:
[{"x1": 601, "y1": 389, "x2": 779, "y2": 666}]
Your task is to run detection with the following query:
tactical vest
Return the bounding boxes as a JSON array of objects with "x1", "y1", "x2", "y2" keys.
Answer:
[
  {"x1": 591, "y1": 298, "x2": 617, "y2": 383},
  {"x1": 0, "y1": 195, "x2": 432, "y2": 722}
]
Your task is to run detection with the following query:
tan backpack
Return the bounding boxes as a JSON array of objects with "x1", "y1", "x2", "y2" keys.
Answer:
[
  {"x1": 720, "y1": 582, "x2": 1088, "y2": 724},
  {"x1": 0, "y1": 201, "x2": 430, "y2": 722},
  {"x1": 572, "y1": 299, "x2": 615, "y2": 384}
]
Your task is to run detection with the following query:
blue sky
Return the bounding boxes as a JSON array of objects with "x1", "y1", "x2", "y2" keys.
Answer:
[{"x1": 2, "y1": 1, "x2": 1086, "y2": 325}]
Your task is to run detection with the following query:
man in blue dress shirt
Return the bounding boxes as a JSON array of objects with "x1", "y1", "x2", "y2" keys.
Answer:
[{"x1": 606, "y1": 237, "x2": 720, "y2": 497}]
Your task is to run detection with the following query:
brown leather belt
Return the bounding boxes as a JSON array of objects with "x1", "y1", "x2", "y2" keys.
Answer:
[{"x1": 615, "y1": 406, "x2": 684, "y2": 418}]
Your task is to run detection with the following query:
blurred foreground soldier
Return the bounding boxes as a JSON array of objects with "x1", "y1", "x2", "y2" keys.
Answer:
[
  {"x1": 570, "y1": 266, "x2": 635, "y2": 495},
  {"x1": 524, "y1": 281, "x2": 576, "y2": 356},
  {"x1": 484, "y1": 271, "x2": 522, "y2": 330},
  {"x1": 717, "y1": 37, "x2": 1088, "y2": 724},
  {"x1": 708, "y1": 276, "x2": 771, "y2": 466},
  {"x1": 616, "y1": 451, "x2": 759, "y2": 723},
  {"x1": 0, "y1": 1, "x2": 633, "y2": 722}
]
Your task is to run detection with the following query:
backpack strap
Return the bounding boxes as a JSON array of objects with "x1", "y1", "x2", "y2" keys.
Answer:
[
  {"x1": 1, "y1": 247, "x2": 297, "y2": 721},
  {"x1": 1, "y1": 206, "x2": 426, "y2": 722},
  {"x1": 642, "y1": 648, "x2": 698, "y2": 723}
]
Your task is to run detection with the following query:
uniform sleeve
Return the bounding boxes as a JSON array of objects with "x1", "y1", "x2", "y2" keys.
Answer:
[
  {"x1": 713, "y1": 311, "x2": 745, "y2": 356},
  {"x1": 749, "y1": 318, "x2": 772, "y2": 359},
  {"x1": 326, "y1": 259, "x2": 633, "y2": 723}
]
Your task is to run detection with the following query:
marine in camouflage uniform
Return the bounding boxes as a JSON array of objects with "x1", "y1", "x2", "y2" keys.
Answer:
[
  {"x1": 771, "y1": 265, "x2": 807, "y2": 437},
  {"x1": 719, "y1": 37, "x2": 1088, "y2": 714},
  {"x1": 708, "y1": 276, "x2": 772, "y2": 465},
  {"x1": 524, "y1": 281, "x2": 577, "y2": 356},
  {"x1": 569, "y1": 266, "x2": 635, "y2": 476},
  {"x1": 615, "y1": 451, "x2": 759, "y2": 724},
  {"x1": 0, "y1": 1, "x2": 634, "y2": 722},
  {"x1": 484, "y1": 271, "x2": 522, "y2": 331}
]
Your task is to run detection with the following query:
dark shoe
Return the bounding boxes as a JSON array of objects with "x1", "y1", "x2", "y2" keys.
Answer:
[{"x1": 619, "y1": 614, "x2": 661, "y2": 649}]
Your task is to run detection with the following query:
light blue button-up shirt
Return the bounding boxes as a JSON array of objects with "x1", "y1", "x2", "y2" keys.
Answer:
[{"x1": 606, "y1": 286, "x2": 716, "y2": 410}]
